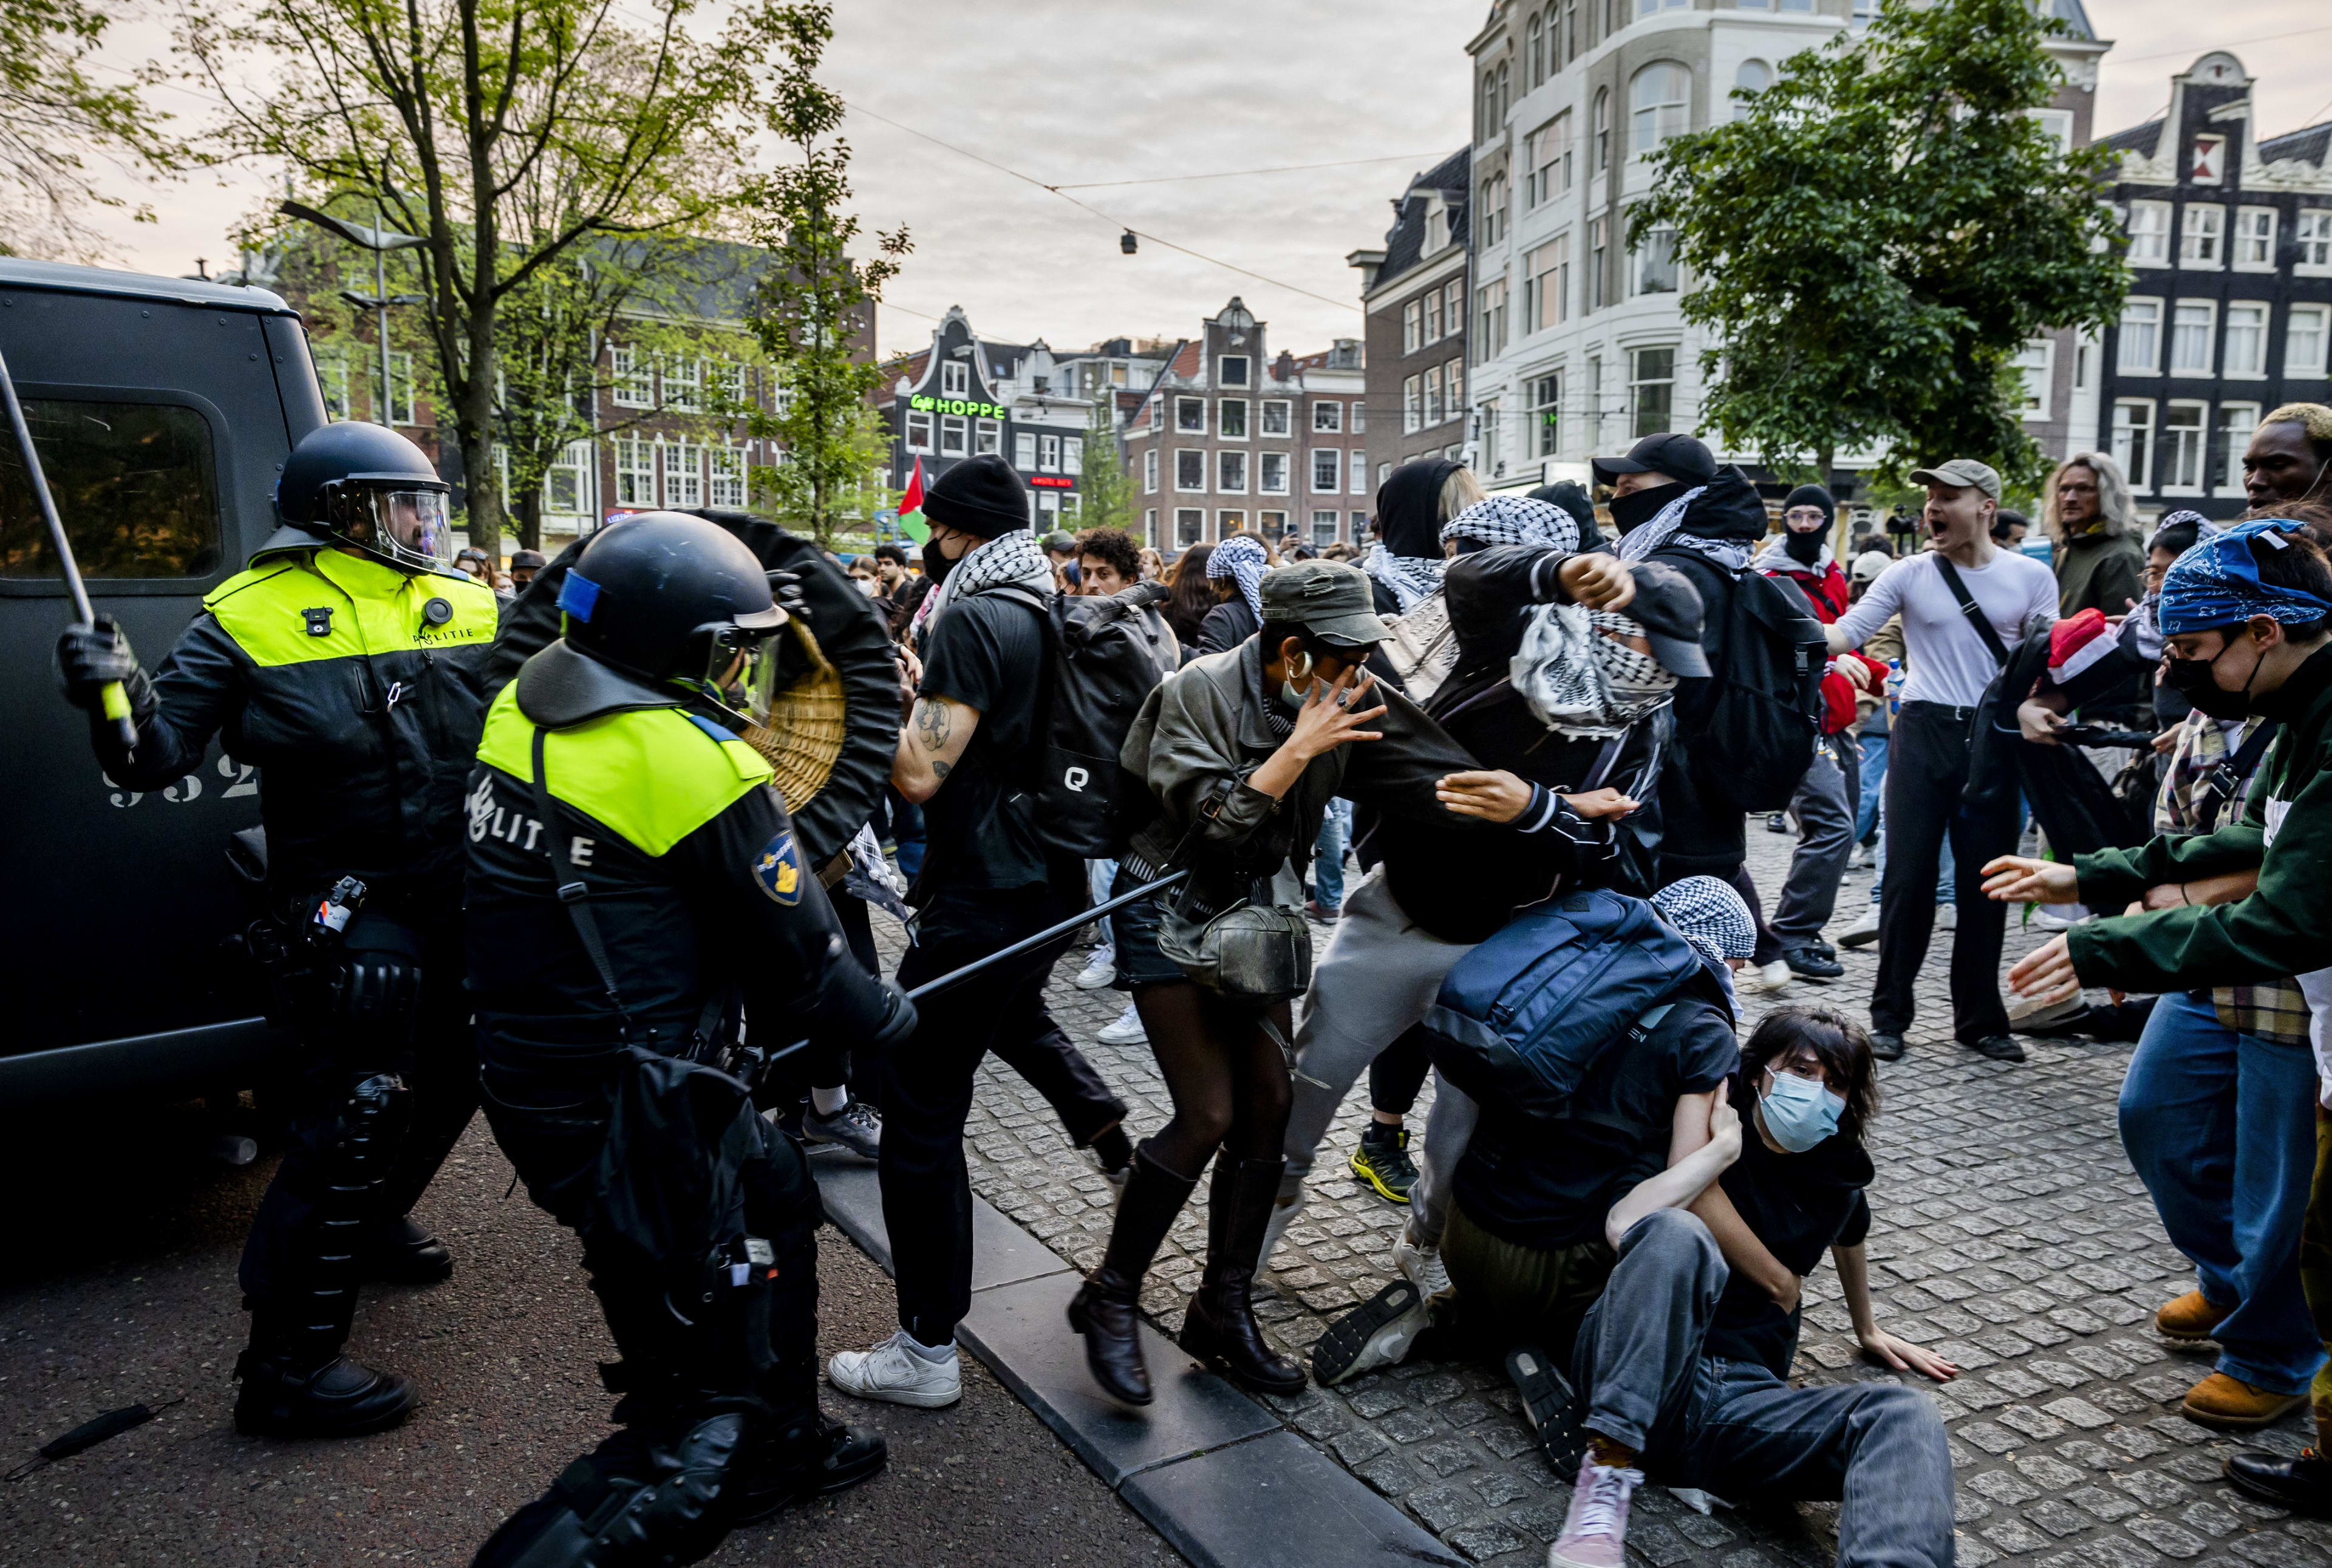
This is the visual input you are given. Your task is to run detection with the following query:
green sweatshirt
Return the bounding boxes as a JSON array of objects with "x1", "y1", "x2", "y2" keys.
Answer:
[{"x1": 2070, "y1": 642, "x2": 2332, "y2": 992}]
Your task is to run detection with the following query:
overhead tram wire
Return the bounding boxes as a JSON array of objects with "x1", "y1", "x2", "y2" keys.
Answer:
[
  {"x1": 1052, "y1": 152, "x2": 1444, "y2": 191},
  {"x1": 842, "y1": 100, "x2": 1362, "y2": 316}
]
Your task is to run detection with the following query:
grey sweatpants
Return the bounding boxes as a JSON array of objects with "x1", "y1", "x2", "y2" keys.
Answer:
[
  {"x1": 1278, "y1": 868, "x2": 1479, "y2": 1246},
  {"x1": 1768, "y1": 734, "x2": 1858, "y2": 950}
]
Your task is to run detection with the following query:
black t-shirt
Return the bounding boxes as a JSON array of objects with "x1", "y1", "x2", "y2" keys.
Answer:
[
  {"x1": 1453, "y1": 991, "x2": 1739, "y2": 1252},
  {"x1": 1702, "y1": 1073, "x2": 1873, "y2": 1378},
  {"x1": 915, "y1": 591, "x2": 1051, "y2": 893}
]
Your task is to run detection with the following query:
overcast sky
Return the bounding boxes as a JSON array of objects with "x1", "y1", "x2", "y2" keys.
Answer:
[{"x1": 81, "y1": 0, "x2": 2332, "y2": 360}]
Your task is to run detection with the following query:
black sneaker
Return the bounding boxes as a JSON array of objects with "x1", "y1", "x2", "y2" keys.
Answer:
[
  {"x1": 1505, "y1": 1344, "x2": 1587, "y2": 1482},
  {"x1": 803, "y1": 1099, "x2": 882, "y2": 1159},
  {"x1": 1349, "y1": 1122, "x2": 1420, "y2": 1204},
  {"x1": 1781, "y1": 946, "x2": 1845, "y2": 980},
  {"x1": 2226, "y1": 1448, "x2": 2332, "y2": 1516},
  {"x1": 1869, "y1": 1032, "x2": 1906, "y2": 1063},
  {"x1": 1808, "y1": 939, "x2": 1838, "y2": 963},
  {"x1": 1311, "y1": 1279, "x2": 1429, "y2": 1386},
  {"x1": 1962, "y1": 1034, "x2": 2027, "y2": 1063}
]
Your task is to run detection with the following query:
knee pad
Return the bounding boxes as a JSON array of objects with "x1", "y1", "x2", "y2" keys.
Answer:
[{"x1": 470, "y1": 1414, "x2": 748, "y2": 1568}]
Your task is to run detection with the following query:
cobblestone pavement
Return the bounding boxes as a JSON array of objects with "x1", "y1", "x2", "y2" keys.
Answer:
[{"x1": 879, "y1": 824, "x2": 2328, "y2": 1568}]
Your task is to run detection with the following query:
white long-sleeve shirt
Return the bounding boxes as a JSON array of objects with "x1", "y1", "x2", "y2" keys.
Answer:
[{"x1": 1830, "y1": 549, "x2": 2059, "y2": 709}]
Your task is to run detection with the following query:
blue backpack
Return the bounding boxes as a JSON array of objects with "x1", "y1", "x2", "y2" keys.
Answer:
[{"x1": 1422, "y1": 888, "x2": 1708, "y2": 1127}]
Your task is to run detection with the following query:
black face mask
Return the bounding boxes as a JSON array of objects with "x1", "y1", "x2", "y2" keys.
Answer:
[
  {"x1": 921, "y1": 536, "x2": 954, "y2": 585},
  {"x1": 1783, "y1": 528, "x2": 1826, "y2": 566},
  {"x1": 2164, "y1": 636, "x2": 2263, "y2": 720},
  {"x1": 1608, "y1": 483, "x2": 1685, "y2": 537}
]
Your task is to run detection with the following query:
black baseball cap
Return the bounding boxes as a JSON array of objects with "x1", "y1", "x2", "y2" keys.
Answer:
[
  {"x1": 1592, "y1": 432, "x2": 1717, "y2": 486},
  {"x1": 1620, "y1": 566, "x2": 1711, "y2": 679}
]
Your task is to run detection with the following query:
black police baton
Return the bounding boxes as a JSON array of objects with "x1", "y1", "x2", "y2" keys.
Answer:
[
  {"x1": 0, "y1": 345, "x2": 137, "y2": 749},
  {"x1": 903, "y1": 868, "x2": 1190, "y2": 1002}
]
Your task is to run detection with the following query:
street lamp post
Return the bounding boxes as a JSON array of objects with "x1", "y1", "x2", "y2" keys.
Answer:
[{"x1": 280, "y1": 197, "x2": 428, "y2": 424}]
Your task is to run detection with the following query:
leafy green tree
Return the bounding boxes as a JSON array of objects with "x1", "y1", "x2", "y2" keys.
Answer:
[
  {"x1": 1632, "y1": 0, "x2": 2126, "y2": 489},
  {"x1": 2, "y1": 0, "x2": 180, "y2": 259},
  {"x1": 1075, "y1": 388, "x2": 1133, "y2": 536},
  {"x1": 743, "y1": 2, "x2": 909, "y2": 548}
]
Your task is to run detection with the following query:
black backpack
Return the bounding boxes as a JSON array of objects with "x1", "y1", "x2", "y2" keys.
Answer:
[
  {"x1": 1690, "y1": 567, "x2": 1827, "y2": 813},
  {"x1": 987, "y1": 580, "x2": 1181, "y2": 857}
]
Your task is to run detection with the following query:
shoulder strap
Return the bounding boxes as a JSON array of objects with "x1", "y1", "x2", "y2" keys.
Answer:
[
  {"x1": 530, "y1": 726, "x2": 634, "y2": 1042},
  {"x1": 1932, "y1": 555, "x2": 2011, "y2": 668},
  {"x1": 2194, "y1": 718, "x2": 2282, "y2": 828}
]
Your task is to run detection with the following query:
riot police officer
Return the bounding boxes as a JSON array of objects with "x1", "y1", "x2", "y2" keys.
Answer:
[
  {"x1": 53, "y1": 421, "x2": 502, "y2": 1437},
  {"x1": 463, "y1": 512, "x2": 913, "y2": 1566}
]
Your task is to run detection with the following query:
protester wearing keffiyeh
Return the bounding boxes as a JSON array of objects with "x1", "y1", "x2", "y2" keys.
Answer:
[
  {"x1": 1207, "y1": 533, "x2": 1269, "y2": 624},
  {"x1": 915, "y1": 527, "x2": 1054, "y2": 631},
  {"x1": 1652, "y1": 875, "x2": 1756, "y2": 1008}
]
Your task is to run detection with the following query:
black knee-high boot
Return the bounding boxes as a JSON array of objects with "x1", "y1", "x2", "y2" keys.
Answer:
[
  {"x1": 1179, "y1": 1157, "x2": 1306, "y2": 1395},
  {"x1": 1067, "y1": 1146, "x2": 1198, "y2": 1405}
]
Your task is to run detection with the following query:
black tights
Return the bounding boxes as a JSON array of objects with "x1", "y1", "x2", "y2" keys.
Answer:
[{"x1": 1129, "y1": 980, "x2": 1294, "y2": 1181}]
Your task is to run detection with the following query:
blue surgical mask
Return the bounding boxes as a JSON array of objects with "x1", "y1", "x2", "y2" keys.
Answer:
[{"x1": 1759, "y1": 1069, "x2": 1845, "y2": 1153}]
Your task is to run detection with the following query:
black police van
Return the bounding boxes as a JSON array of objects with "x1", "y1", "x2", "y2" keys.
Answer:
[{"x1": 0, "y1": 257, "x2": 329, "y2": 1108}]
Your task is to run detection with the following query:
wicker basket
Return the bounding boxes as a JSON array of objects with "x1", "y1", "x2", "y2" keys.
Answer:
[{"x1": 743, "y1": 618, "x2": 849, "y2": 813}]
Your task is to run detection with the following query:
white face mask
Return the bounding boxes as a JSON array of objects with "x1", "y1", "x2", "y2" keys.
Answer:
[{"x1": 856, "y1": 578, "x2": 880, "y2": 598}]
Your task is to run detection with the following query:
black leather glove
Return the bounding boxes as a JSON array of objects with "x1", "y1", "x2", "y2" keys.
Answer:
[
  {"x1": 55, "y1": 618, "x2": 141, "y2": 709},
  {"x1": 868, "y1": 979, "x2": 919, "y2": 1050},
  {"x1": 766, "y1": 568, "x2": 811, "y2": 622}
]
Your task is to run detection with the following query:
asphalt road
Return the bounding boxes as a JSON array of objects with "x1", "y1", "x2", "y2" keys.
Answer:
[{"x1": 0, "y1": 1099, "x2": 1177, "y2": 1567}]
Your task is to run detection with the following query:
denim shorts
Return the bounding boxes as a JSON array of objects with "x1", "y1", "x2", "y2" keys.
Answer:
[{"x1": 1108, "y1": 862, "x2": 1189, "y2": 989}]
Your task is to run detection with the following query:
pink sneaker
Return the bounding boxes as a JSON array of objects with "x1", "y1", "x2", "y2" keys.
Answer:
[{"x1": 1547, "y1": 1460, "x2": 1642, "y2": 1568}]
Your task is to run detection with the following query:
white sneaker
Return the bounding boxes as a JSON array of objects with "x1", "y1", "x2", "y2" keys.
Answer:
[
  {"x1": 1934, "y1": 901, "x2": 1957, "y2": 932},
  {"x1": 1098, "y1": 1002, "x2": 1147, "y2": 1045},
  {"x1": 1393, "y1": 1229, "x2": 1451, "y2": 1298},
  {"x1": 1072, "y1": 949, "x2": 1117, "y2": 990},
  {"x1": 825, "y1": 1331, "x2": 962, "y2": 1408},
  {"x1": 1849, "y1": 842, "x2": 1876, "y2": 870},
  {"x1": 1752, "y1": 959, "x2": 1793, "y2": 994},
  {"x1": 1836, "y1": 905, "x2": 1882, "y2": 949}
]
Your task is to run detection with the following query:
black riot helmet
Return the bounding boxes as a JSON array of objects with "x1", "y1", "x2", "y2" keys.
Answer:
[
  {"x1": 275, "y1": 421, "x2": 455, "y2": 574},
  {"x1": 556, "y1": 511, "x2": 788, "y2": 720}
]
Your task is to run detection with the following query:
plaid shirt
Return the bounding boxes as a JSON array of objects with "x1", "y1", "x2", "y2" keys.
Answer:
[{"x1": 2153, "y1": 715, "x2": 2313, "y2": 1045}]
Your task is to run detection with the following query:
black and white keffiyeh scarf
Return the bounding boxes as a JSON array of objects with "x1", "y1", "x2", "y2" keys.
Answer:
[
  {"x1": 1208, "y1": 533, "x2": 1269, "y2": 623},
  {"x1": 1652, "y1": 875, "x2": 1758, "y2": 965},
  {"x1": 1440, "y1": 494, "x2": 1578, "y2": 553},
  {"x1": 921, "y1": 527, "x2": 1054, "y2": 625},
  {"x1": 1615, "y1": 485, "x2": 1755, "y2": 572},
  {"x1": 1362, "y1": 541, "x2": 1445, "y2": 614}
]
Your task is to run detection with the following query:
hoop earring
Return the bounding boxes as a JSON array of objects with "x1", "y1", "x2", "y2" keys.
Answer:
[{"x1": 1289, "y1": 653, "x2": 1313, "y2": 683}]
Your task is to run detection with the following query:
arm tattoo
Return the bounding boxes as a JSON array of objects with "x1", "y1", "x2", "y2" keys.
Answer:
[
  {"x1": 914, "y1": 698, "x2": 952, "y2": 752},
  {"x1": 930, "y1": 759, "x2": 951, "y2": 782}
]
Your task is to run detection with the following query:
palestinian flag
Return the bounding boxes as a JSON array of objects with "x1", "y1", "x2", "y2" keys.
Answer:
[{"x1": 895, "y1": 457, "x2": 929, "y2": 543}]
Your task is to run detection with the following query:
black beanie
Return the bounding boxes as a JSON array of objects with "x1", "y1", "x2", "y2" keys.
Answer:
[
  {"x1": 1529, "y1": 480, "x2": 1598, "y2": 537},
  {"x1": 923, "y1": 454, "x2": 1031, "y2": 539},
  {"x1": 1782, "y1": 483, "x2": 1835, "y2": 524}
]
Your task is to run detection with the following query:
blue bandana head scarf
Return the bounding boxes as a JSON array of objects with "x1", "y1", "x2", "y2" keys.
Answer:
[{"x1": 2160, "y1": 518, "x2": 2332, "y2": 636}]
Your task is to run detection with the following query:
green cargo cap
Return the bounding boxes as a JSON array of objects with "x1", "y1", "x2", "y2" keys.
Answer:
[
  {"x1": 1907, "y1": 458, "x2": 2002, "y2": 501},
  {"x1": 1258, "y1": 560, "x2": 1392, "y2": 646}
]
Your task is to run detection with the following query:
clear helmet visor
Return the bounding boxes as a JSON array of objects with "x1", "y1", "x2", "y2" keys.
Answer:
[
  {"x1": 334, "y1": 485, "x2": 455, "y2": 572},
  {"x1": 709, "y1": 623, "x2": 789, "y2": 727}
]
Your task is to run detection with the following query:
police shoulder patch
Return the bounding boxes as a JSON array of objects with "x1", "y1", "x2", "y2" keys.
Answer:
[{"x1": 753, "y1": 830, "x2": 803, "y2": 905}]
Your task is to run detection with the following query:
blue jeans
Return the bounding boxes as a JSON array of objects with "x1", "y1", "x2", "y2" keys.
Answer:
[
  {"x1": 1312, "y1": 798, "x2": 1352, "y2": 913},
  {"x1": 2120, "y1": 989, "x2": 2325, "y2": 1396},
  {"x1": 1855, "y1": 732, "x2": 1887, "y2": 844},
  {"x1": 1087, "y1": 858, "x2": 1119, "y2": 957}
]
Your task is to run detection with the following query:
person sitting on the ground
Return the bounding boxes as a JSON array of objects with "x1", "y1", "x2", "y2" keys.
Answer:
[
  {"x1": 1534, "y1": 1006, "x2": 1957, "y2": 1568},
  {"x1": 1306, "y1": 876, "x2": 1754, "y2": 1388}
]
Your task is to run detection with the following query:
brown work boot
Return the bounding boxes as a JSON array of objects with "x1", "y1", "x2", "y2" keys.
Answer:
[
  {"x1": 2183, "y1": 1372, "x2": 2306, "y2": 1430},
  {"x1": 2155, "y1": 1289, "x2": 2234, "y2": 1343}
]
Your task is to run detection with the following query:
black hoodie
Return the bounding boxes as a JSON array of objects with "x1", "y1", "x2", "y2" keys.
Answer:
[{"x1": 1368, "y1": 458, "x2": 1461, "y2": 616}]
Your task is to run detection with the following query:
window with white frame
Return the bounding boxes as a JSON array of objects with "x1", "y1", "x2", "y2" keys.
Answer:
[
  {"x1": 2171, "y1": 301, "x2": 2217, "y2": 375},
  {"x1": 1632, "y1": 220, "x2": 1678, "y2": 296},
  {"x1": 1176, "y1": 397, "x2": 1205, "y2": 433},
  {"x1": 1479, "y1": 170, "x2": 1510, "y2": 250},
  {"x1": 1312, "y1": 401, "x2": 1342, "y2": 434},
  {"x1": 1262, "y1": 400, "x2": 1291, "y2": 435},
  {"x1": 2126, "y1": 202, "x2": 2170, "y2": 266},
  {"x1": 1637, "y1": 0, "x2": 1687, "y2": 16},
  {"x1": 705, "y1": 358, "x2": 743, "y2": 410},
  {"x1": 614, "y1": 436, "x2": 656, "y2": 506},
  {"x1": 1258, "y1": 509, "x2": 1287, "y2": 536},
  {"x1": 1403, "y1": 299, "x2": 1423, "y2": 354},
  {"x1": 1351, "y1": 509, "x2": 1371, "y2": 537},
  {"x1": 1425, "y1": 364, "x2": 1445, "y2": 427},
  {"x1": 1065, "y1": 438, "x2": 1083, "y2": 474},
  {"x1": 2234, "y1": 208, "x2": 2277, "y2": 270},
  {"x1": 1631, "y1": 347, "x2": 1676, "y2": 440},
  {"x1": 1527, "y1": 113, "x2": 1573, "y2": 206},
  {"x1": 941, "y1": 360, "x2": 969, "y2": 398},
  {"x1": 2220, "y1": 403, "x2": 2262, "y2": 492},
  {"x1": 1403, "y1": 374, "x2": 1422, "y2": 433},
  {"x1": 1350, "y1": 451, "x2": 1368, "y2": 493},
  {"x1": 1528, "y1": 235, "x2": 1570, "y2": 332},
  {"x1": 1378, "y1": 462, "x2": 1393, "y2": 487},
  {"x1": 1312, "y1": 509, "x2": 1340, "y2": 547},
  {"x1": 2029, "y1": 108, "x2": 2073, "y2": 154},
  {"x1": 905, "y1": 409, "x2": 934, "y2": 451},
  {"x1": 1219, "y1": 398, "x2": 1248, "y2": 439},
  {"x1": 975, "y1": 418, "x2": 1001, "y2": 455},
  {"x1": 2112, "y1": 400, "x2": 2155, "y2": 491},
  {"x1": 662, "y1": 357, "x2": 703, "y2": 413},
  {"x1": 2288, "y1": 304, "x2": 2331, "y2": 378},
  {"x1": 312, "y1": 343, "x2": 353, "y2": 421},
  {"x1": 1014, "y1": 431, "x2": 1037, "y2": 469},
  {"x1": 2225, "y1": 302, "x2": 2269, "y2": 378},
  {"x1": 1733, "y1": 61, "x2": 1770, "y2": 120},
  {"x1": 940, "y1": 415, "x2": 968, "y2": 457},
  {"x1": 1476, "y1": 278, "x2": 1509, "y2": 356},
  {"x1": 1059, "y1": 493, "x2": 1082, "y2": 522},
  {"x1": 1144, "y1": 507, "x2": 1157, "y2": 546},
  {"x1": 1175, "y1": 449, "x2": 1204, "y2": 491},
  {"x1": 1351, "y1": 400, "x2": 1366, "y2": 432},
  {"x1": 2180, "y1": 205, "x2": 2225, "y2": 268},
  {"x1": 1148, "y1": 397, "x2": 1163, "y2": 431},
  {"x1": 544, "y1": 440, "x2": 593, "y2": 514},
  {"x1": 2299, "y1": 210, "x2": 2332, "y2": 274},
  {"x1": 1592, "y1": 89, "x2": 1611, "y2": 176},
  {"x1": 2160, "y1": 401, "x2": 2209, "y2": 493},
  {"x1": 1312, "y1": 449, "x2": 1342, "y2": 493},
  {"x1": 2118, "y1": 299, "x2": 2163, "y2": 373},
  {"x1": 1040, "y1": 434, "x2": 1062, "y2": 472},
  {"x1": 1445, "y1": 279, "x2": 1464, "y2": 340},
  {"x1": 707, "y1": 445, "x2": 746, "y2": 508},
  {"x1": 2014, "y1": 339, "x2": 2053, "y2": 421},
  {"x1": 664, "y1": 440, "x2": 704, "y2": 508},
  {"x1": 1530, "y1": 371, "x2": 1563, "y2": 457},
  {"x1": 1176, "y1": 508, "x2": 1204, "y2": 545},
  {"x1": 368, "y1": 351, "x2": 417, "y2": 426},
  {"x1": 1144, "y1": 449, "x2": 1159, "y2": 494},
  {"x1": 1219, "y1": 355, "x2": 1250, "y2": 388},
  {"x1": 1218, "y1": 451, "x2": 1247, "y2": 493},
  {"x1": 1630, "y1": 64, "x2": 1689, "y2": 158},
  {"x1": 612, "y1": 346, "x2": 653, "y2": 407},
  {"x1": 1448, "y1": 359, "x2": 1464, "y2": 410},
  {"x1": 1216, "y1": 510, "x2": 1247, "y2": 537},
  {"x1": 1260, "y1": 452, "x2": 1289, "y2": 493},
  {"x1": 1588, "y1": 216, "x2": 1609, "y2": 312},
  {"x1": 1425, "y1": 287, "x2": 1445, "y2": 343}
]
